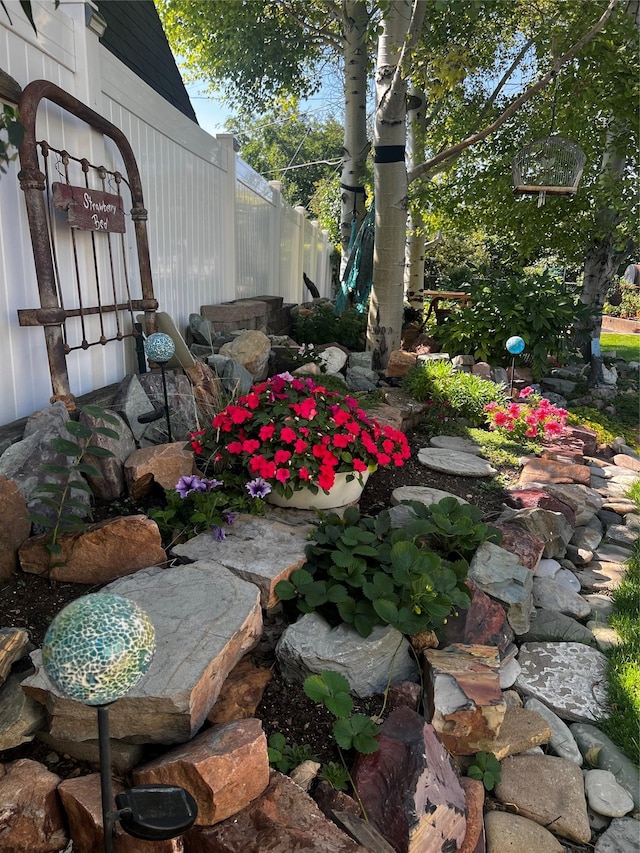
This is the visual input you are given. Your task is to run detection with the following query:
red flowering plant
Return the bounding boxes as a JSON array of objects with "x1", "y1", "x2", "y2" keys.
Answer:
[
  {"x1": 190, "y1": 373, "x2": 411, "y2": 499},
  {"x1": 484, "y1": 386, "x2": 568, "y2": 442}
]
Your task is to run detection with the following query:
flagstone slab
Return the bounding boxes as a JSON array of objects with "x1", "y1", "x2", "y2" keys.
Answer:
[
  {"x1": 515, "y1": 642, "x2": 608, "y2": 723},
  {"x1": 573, "y1": 560, "x2": 627, "y2": 592},
  {"x1": 391, "y1": 485, "x2": 468, "y2": 507},
  {"x1": 417, "y1": 448, "x2": 497, "y2": 477},
  {"x1": 22, "y1": 562, "x2": 262, "y2": 744},
  {"x1": 173, "y1": 515, "x2": 315, "y2": 608},
  {"x1": 429, "y1": 435, "x2": 482, "y2": 454}
]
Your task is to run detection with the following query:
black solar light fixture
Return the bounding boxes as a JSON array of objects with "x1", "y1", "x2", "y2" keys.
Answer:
[{"x1": 42, "y1": 593, "x2": 198, "y2": 852}]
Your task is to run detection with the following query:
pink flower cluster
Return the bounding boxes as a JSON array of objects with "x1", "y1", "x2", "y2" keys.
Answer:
[{"x1": 484, "y1": 386, "x2": 568, "y2": 440}]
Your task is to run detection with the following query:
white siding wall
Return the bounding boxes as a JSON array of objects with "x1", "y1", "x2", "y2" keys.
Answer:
[{"x1": 0, "y1": 1, "x2": 332, "y2": 425}]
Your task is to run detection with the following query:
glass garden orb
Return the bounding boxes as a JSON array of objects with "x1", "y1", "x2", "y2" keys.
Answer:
[
  {"x1": 145, "y1": 332, "x2": 175, "y2": 364},
  {"x1": 506, "y1": 335, "x2": 525, "y2": 355},
  {"x1": 42, "y1": 594, "x2": 156, "y2": 706}
]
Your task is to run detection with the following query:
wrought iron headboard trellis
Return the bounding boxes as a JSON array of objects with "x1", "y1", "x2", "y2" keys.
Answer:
[{"x1": 17, "y1": 79, "x2": 159, "y2": 411}]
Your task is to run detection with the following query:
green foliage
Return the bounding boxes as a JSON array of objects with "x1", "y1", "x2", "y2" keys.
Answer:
[
  {"x1": 148, "y1": 472, "x2": 265, "y2": 547},
  {"x1": 303, "y1": 670, "x2": 380, "y2": 755},
  {"x1": 0, "y1": 105, "x2": 25, "y2": 175},
  {"x1": 466, "y1": 751, "x2": 502, "y2": 791},
  {"x1": 266, "y1": 732, "x2": 318, "y2": 773},
  {"x1": 433, "y1": 270, "x2": 593, "y2": 381},
  {"x1": 602, "y1": 286, "x2": 640, "y2": 320},
  {"x1": 227, "y1": 107, "x2": 343, "y2": 211},
  {"x1": 625, "y1": 479, "x2": 640, "y2": 512},
  {"x1": 275, "y1": 499, "x2": 502, "y2": 638},
  {"x1": 402, "y1": 359, "x2": 507, "y2": 427},
  {"x1": 294, "y1": 303, "x2": 367, "y2": 351},
  {"x1": 317, "y1": 761, "x2": 350, "y2": 792},
  {"x1": 25, "y1": 405, "x2": 119, "y2": 569}
]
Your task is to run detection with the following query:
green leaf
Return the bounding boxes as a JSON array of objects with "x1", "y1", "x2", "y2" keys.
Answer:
[
  {"x1": 51, "y1": 438, "x2": 82, "y2": 457},
  {"x1": 92, "y1": 427, "x2": 120, "y2": 440},
  {"x1": 24, "y1": 514, "x2": 54, "y2": 528},
  {"x1": 65, "y1": 421, "x2": 93, "y2": 440},
  {"x1": 82, "y1": 405, "x2": 120, "y2": 425},
  {"x1": 84, "y1": 446, "x2": 116, "y2": 459},
  {"x1": 303, "y1": 670, "x2": 353, "y2": 718}
]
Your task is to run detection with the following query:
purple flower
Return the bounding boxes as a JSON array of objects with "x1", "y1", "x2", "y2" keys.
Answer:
[
  {"x1": 223, "y1": 511, "x2": 238, "y2": 525},
  {"x1": 212, "y1": 525, "x2": 226, "y2": 541},
  {"x1": 203, "y1": 478, "x2": 224, "y2": 491},
  {"x1": 245, "y1": 477, "x2": 272, "y2": 498},
  {"x1": 175, "y1": 475, "x2": 206, "y2": 499}
]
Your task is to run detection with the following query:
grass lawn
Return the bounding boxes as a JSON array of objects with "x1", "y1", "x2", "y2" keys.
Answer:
[{"x1": 600, "y1": 332, "x2": 640, "y2": 363}]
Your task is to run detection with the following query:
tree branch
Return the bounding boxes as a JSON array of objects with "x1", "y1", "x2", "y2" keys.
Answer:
[{"x1": 408, "y1": 0, "x2": 619, "y2": 184}]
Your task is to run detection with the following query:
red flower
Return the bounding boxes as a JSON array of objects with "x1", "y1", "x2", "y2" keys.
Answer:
[
  {"x1": 317, "y1": 466, "x2": 335, "y2": 490},
  {"x1": 331, "y1": 433, "x2": 350, "y2": 449},
  {"x1": 280, "y1": 426, "x2": 297, "y2": 443},
  {"x1": 242, "y1": 439, "x2": 261, "y2": 454},
  {"x1": 274, "y1": 449, "x2": 292, "y2": 465},
  {"x1": 275, "y1": 468, "x2": 291, "y2": 483},
  {"x1": 291, "y1": 397, "x2": 317, "y2": 420},
  {"x1": 259, "y1": 424, "x2": 275, "y2": 440},
  {"x1": 294, "y1": 439, "x2": 309, "y2": 454},
  {"x1": 227, "y1": 441, "x2": 244, "y2": 455},
  {"x1": 352, "y1": 459, "x2": 368, "y2": 472},
  {"x1": 299, "y1": 467, "x2": 310, "y2": 480}
]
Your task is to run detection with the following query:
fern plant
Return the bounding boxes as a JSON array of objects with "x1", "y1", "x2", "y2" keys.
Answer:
[{"x1": 25, "y1": 405, "x2": 119, "y2": 571}]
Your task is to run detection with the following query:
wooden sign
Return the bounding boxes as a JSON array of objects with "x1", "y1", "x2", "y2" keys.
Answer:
[{"x1": 52, "y1": 182, "x2": 126, "y2": 233}]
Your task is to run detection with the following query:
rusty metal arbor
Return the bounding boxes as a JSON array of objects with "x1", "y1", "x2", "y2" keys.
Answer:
[
  {"x1": 17, "y1": 80, "x2": 159, "y2": 410},
  {"x1": 512, "y1": 136, "x2": 587, "y2": 207}
]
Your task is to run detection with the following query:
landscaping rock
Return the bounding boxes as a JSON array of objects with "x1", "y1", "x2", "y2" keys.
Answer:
[
  {"x1": 584, "y1": 769, "x2": 635, "y2": 817},
  {"x1": 0, "y1": 672, "x2": 45, "y2": 750},
  {"x1": 186, "y1": 770, "x2": 369, "y2": 852},
  {"x1": 484, "y1": 811, "x2": 563, "y2": 853},
  {"x1": 532, "y1": 577, "x2": 591, "y2": 619},
  {"x1": 424, "y1": 644, "x2": 506, "y2": 755},
  {"x1": 219, "y1": 330, "x2": 271, "y2": 381},
  {"x1": 134, "y1": 718, "x2": 270, "y2": 825},
  {"x1": 111, "y1": 373, "x2": 155, "y2": 442},
  {"x1": 497, "y1": 506, "x2": 573, "y2": 559},
  {"x1": 0, "y1": 476, "x2": 31, "y2": 580},
  {"x1": 570, "y1": 723, "x2": 640, "y2": 809},
  {"x1": 124, "y1": 441, "x2": 195, "y2": 498},
  {"x1": 173, "y1": 515, "x2": 315, "y2": 609},
  {"x1": 594, "y1": 817, "x2": 640, "y2": 853},
  {"x1": 78, "y1": 407, "x2": 136, "y2": 500},
  {"x1": 515, "y1": 642, "x2": 609, "y2": 722},
  {"x1": 276, "y1": 613, "x2": 419, "y2": 697},
  {"x1": 0, "y1": 628, "x2": 30, "y2": 684},
  {"x1": 353, "y1": 706, "x2": 467, "y2": 853},
  {"x1": 494, "y1": 754, "x2": 591, "y2": 843},
  {"x1": 18, "y1": 514, "x2": 166, "y2": 584},
  {"x1": 486, "y1": 705, "x2": 551, "y2": 761},
  {"x1": 523, "y1": 697, "x2": 583, "y2": 764},
  {"x1": 391, "y1": 484, "x2": 468, "y2": 506},
  {"x1": 519, "y1": 608, "x2": 595, "y2": 645},
  {"x1": 418, "y1": 447, "x2": 497, "y2": 477},
  {"x1": 0, "y1": 758, "x2": 67, "y2": 853},
  {"x1": 468, "y1": 541, "x2": 534, "y2": 634},
  {"x1": 23, "y1": 562, "x2": 262, "y2": 743}
]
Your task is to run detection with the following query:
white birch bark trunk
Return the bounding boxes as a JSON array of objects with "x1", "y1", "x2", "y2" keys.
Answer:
[
  {"x1": 404, "y1": 87, "x2": 426, "y2": 310},
  {"x1": 340, "y1": 1, "x2": 370, "y2": 274},
  {"x1": 367, "y1": 0, "x2": 413, "y2": 368}
]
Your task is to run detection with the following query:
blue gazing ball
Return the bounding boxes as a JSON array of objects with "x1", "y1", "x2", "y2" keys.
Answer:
[
  {"x1": 42, "y1": 594, "x2": 156, "y2": 706},
  {"x1": 145, "y1": 332, "x2": 176, "y2": 364},
  {"x1": 506, "y1": 336, "x2": 525, "y2": 355}
]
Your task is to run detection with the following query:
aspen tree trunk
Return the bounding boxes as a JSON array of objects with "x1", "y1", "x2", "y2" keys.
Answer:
[
  {"x1": 367, "y1": 1, "x2": 413, "y2": 367},
  {"x1": 404, "y1": 87, "x2": 427, "y2": 311},
  {"x1": 340, "y1": 1, "x2": 370, "y2": 273}
]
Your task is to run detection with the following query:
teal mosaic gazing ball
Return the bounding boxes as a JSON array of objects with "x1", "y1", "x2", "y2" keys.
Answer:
[
  {"x1": 145, "y1": 332, "x2": 176, "y2": 363},
  {"x1": 42, "y1": 594, "x2": 155, "y2": 706}
]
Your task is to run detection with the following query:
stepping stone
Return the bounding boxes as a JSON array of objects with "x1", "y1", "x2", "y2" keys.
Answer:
[
  {"x1": 417, "y1": 448, "x2": 497, "y2": 477},
  {"x1": 391, "y1": 485, "x2": 468, "y2": 507},
  {"x1": 515, "y1": 642, "x2": 608, "y2": 723},
  {"x1": 429, "y1": 435, "x2": 481, "y2": 454},
  {"x1": 22, "y1": 562, "x2": 263, "y2": 744}
]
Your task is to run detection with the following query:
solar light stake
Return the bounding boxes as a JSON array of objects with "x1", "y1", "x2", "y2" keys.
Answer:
[
  {"x1": 506, "y1": 336, "x2": 526, "y2": 397},
  {"x1": 97, "y1": 705, "x2": 116, "y2": 853},
  {"x1": 144, "y1": 332, "x2": 176, "y2": 443}
]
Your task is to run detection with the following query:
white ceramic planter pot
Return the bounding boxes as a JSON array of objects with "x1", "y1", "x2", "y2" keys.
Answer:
[{"x1": 266, "y1": 468, "x2": 372, "y2": 510}]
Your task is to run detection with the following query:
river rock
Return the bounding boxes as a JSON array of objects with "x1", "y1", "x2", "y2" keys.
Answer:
[
  {"x1": 418, "y1": 447, "x2": 497, "y2": 477},
  {"x1": 595, "y1": 817, "x2": 640, "y2": 853},
  {"x1": 484, "y1": 811, "x2": 563, "y2": 853},
  {"x1": 494, "y1": 754, "x2": 590, "y2": 843},
  {"x1": 584, "y1": 769, "x2": 634, "y2": 817},
  {"x1": 523, "y1": 697, "x2": 583, "y2": 764}
]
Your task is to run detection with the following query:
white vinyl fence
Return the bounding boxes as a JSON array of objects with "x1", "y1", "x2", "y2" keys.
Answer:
[{"x1": 0, "y1": 1, "x2": 332, "y2": 426}]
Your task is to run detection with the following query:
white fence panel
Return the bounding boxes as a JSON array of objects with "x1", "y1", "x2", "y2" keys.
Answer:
[{"x1": 0, "y1": 2, "x2": 332, "y2": 425}]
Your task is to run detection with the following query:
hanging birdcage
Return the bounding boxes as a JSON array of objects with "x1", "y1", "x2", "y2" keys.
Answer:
[{"x1": 512, "y1": 135, "x2": 586, "y2": 206}]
